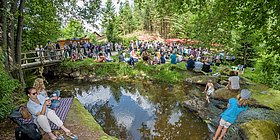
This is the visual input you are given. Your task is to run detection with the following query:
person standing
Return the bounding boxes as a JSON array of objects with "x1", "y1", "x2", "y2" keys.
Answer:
[{"x1": 213, "y1": 89, "x2": 251, "y2": 140}]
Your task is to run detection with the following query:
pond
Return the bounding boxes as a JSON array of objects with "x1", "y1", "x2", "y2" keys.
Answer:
[{"x1": 50, "y1": 79, "x2": 209, "y2": 139}]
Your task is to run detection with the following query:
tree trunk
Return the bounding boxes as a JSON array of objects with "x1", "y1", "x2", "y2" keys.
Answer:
[
  {"x1": 7, "y1": 0, "x2": 18, "y2": 71},
  {"x1": 15, "y1": 0, "x2": 24, "y2": 65},
  {"x1": 0, "y1": 0, "x2": 8, "y2": 70},
  {"x1": 15, "y1": 0, "x2": 25, "y2": 87}
]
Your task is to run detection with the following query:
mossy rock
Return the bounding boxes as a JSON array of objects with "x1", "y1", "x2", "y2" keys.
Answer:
[
  {"x1": 240, "y1": 120, "x2": 280, "y2": 140},
  {"x1": 213, "y1": 88, "x2": 239, "y2": 101},
  {"x1": 190, "y1": 75, "x2": 219, "y2": 85},
  {"x1": 219, "y1": 67, "x2": 233, "y2": 76}
]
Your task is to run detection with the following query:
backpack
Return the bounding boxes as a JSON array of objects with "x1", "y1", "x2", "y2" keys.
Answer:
[{"x1": 15, "y1": 123, "x2": 42, "y2": 140}]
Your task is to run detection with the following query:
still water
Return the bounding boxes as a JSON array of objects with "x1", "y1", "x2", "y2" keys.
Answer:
[{"x1": 50, "y1": 79, "x2": 209, "y2": 140}]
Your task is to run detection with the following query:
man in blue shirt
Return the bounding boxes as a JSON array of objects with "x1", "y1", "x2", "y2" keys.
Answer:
[{"x1": 213, "y1": 89, "x2": 251, "y2": 140}]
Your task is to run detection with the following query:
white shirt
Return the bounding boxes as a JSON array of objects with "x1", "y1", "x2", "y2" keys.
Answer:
[{"x1": 229, "y1": 76, "x2": 240, "y2": 90}]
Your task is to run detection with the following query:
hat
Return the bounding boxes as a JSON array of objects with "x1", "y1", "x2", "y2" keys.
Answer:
[{"x1": 240, "y1": 89, "x2": 251, "y2": 99}]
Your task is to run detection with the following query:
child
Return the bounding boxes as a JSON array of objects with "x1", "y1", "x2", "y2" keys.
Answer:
[
  {"x1": 49, "y1": 90, "x2": 61, "y2": 111},
  {"x1": 213, "y1": 89, "x2": 251, "y2": 140},
  {"x1": 203, "y1": 80, "x2": 215, "y2": 103}
]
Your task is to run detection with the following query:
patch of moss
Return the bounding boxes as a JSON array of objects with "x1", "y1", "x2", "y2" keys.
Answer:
[
  {"x1": 249, "y1": 84, "x2": 280, "y2": 110},
  {"x1": 240, "y1": 120, "x2": 280, "y2": 140},
  {"x1": 68, "y1": 99, "x2": 117, "y2": 139}
]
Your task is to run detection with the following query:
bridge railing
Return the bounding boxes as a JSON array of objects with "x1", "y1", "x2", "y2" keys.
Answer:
[{"x1": 21, "y1": 49, "x2": 65, "y2": 65}]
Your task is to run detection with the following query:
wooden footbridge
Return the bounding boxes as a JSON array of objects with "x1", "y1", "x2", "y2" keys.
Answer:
[{"x1": 21, "y1": 49, "x2": 65, "y2": 70}]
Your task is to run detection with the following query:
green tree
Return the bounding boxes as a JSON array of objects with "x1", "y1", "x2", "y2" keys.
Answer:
[
  {"x1": 101, "y1": 0, "x2": 119, "y2": 43},
  {"x1": 62, "y1": 18, "x2": 86, "y2": 39}
]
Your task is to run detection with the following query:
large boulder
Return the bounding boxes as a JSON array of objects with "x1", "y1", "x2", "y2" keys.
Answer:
[
  {"x1": 240, "y1": 120, "x2": 280, "y2": 140},
  {"x1": 212, "y1": 88, "x2": 239, "y2": 101},
  {"x1": 189, "y1": 75, "x2": 219, "y2": 85}
]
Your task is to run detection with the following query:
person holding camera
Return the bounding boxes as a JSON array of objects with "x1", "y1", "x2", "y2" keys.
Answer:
[{"x1": 26, "y1": 87, "x2": 71, "y2": 140}]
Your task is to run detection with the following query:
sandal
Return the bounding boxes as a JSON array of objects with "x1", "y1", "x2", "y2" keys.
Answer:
[
  {"x1": 54, "y1": 131, "x2": 64, "y2": 140},
  {"x1": 66, "y1": 132, "x2": 78, "y2": 140}
]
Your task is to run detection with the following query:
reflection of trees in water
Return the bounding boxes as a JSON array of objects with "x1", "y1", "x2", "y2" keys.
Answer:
[
  {"x1": 152, "y1": 109, "x2": 209, "y2": 140},
  {"x1": 91, "y1": 100, "x2": 128, "y2": 139},
  {"x1": 108, "y1": 83, "x2": 122, "y2": 103}
]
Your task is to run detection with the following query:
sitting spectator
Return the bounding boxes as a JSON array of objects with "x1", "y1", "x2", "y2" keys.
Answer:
[
  {"x1": 160, "y1": 54, "x2": 166, "y2": 64},
  {"x1": 71, "y1": 51, "x2": 78, "y2": 62},
  {"x1": 153, "y1": 55, "x2": 159, "y2": 65},
  {"x1": 202, "y1": 60, "x2": 211, "y2": 73},
  {"x1": 237, "y1": 64, "x2": 245, "y2": 74},
  {"x1": 215, "y1": 59, "x2": 221, "y2": 66},
  {"x1": 87, "y1": 50, "x2": 93, "y2": 58},
  {"x1": 226, "y1": 71, "x2": 240, "y2": 91},
  {"x1": 119, "y1": 52, "x2": 125, "y2": 62},
  {"x1": 26, "y1": 87, "x2": 72, "y2": 140},
  {"x1": 170, "y1": 52, "x2": 177, "y2": 64},
  {"x1": 97, "y1": 53, "x2": 105, "y2": 62},
  {"x1": 186, "y1": 55, "x2": 195, "y2": 70},
  {"x1": 141, "y1": 49, "x2": 149, "y2": 62},
  {"x1": 33, "y1": 78, "x2": 47, "y2": 98},
  {"x1": 106, "y1": 55, "x2": 113, "y2": 62},
  {"x1": 193, "y1": 59, "x2": 203, "y2": 72},
  {"x1": 178, "y1": 54, "x2": 183, "y2": 62},
  {"x1": 78, "y1": 52, "x2": 84, "y2": 61}
]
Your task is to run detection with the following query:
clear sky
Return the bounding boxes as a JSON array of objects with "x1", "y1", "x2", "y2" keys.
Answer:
[{"x1": 76, "y1": 0, "x2": 133, "y2": 33}]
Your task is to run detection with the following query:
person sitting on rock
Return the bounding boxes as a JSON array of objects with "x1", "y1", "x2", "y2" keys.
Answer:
[
  {"x1": 226, "y1": 71, "x2": 240, "y2": 92},
  {"x1": 203, "y1": 80, "x2": 214, "y2": 103},
  {"x1": 213, "y1": 89, "x2": 250, "y2": 140}
]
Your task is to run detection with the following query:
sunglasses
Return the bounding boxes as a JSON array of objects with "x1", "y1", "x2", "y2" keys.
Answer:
[{"x1": 31, "y1": 92, "x2": 38, "y2": 95}]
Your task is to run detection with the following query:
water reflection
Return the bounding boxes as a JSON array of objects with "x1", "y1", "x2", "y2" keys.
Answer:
[{"x1": 70, "y1": 81, "x2": 209, "y2": 140}]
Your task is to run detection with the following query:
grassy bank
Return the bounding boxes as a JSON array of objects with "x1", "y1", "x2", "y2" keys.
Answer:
[
  {"x1": 60, "y1": 58, "x2": 191, "y2": 83},
  {"x1": 65, "y1": 99, "x2": 117, "y2": 140}
]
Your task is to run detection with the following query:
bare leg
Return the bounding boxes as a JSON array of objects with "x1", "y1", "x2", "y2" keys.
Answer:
[
  {"x1": 213, "y1": 125, "x2": 223, "y2": 140},
  {"x1": 206, "y1": 95, "x2": 210, "y2": 103},
  {"x1": 218, "y1": 127, "x2": 228, "y2": 140}
]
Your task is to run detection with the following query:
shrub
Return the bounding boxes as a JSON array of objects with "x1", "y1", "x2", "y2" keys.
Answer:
[
  {"x1": 255, "y1": 52, "x2": 280, "y2": 89},
  {"x1": 0, "y1": 65, "x2": 20, "y2": 119}
]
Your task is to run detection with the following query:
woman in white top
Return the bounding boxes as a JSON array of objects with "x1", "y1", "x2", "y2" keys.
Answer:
[{"x1": 226, "y1": 71, "x2": 240, "y2": 91}]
